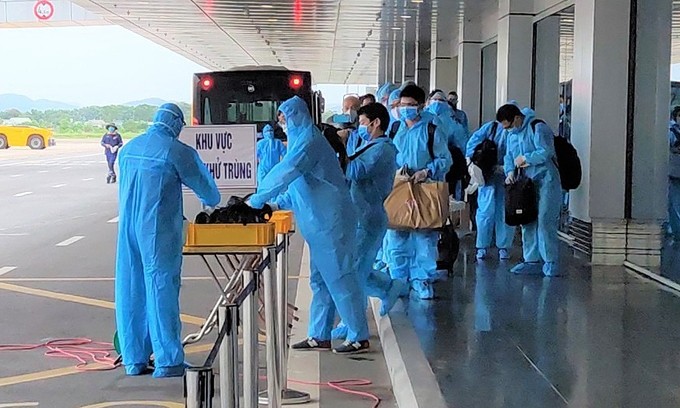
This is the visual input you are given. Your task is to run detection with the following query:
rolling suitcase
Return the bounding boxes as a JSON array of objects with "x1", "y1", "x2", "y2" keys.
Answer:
[{"x1": 436, "y1": 222, "x2": 460, "y2": 275}]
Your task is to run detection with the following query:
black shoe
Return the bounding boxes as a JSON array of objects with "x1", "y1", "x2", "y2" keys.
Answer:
[
  {"x1": 332, "y1": 340, "x2": 370, "y2": 355},
  {"x1": 106, "y1": 175, "x2": 112, "y2": 184},
  {"x1": 291, "y1": 337, "x2": 331, "y2": 351}
]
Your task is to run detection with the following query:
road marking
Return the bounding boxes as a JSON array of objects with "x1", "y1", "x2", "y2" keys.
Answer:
[
  {"x1": 13, "y1": 192, "x2": 32, "y2": 197},
  {"x1": 0, "y1": 282, "x2": 205, "y2": 325},
  {"x1": 0, "y1": 234, "x2": 29, "y2": 237},
  {"x1": 38, "y1": 170, "x2": 48, "y2": 173},
  {"x1": 107, "y1": 216, "x2": 119, "y2": 223},
  {"x1": 62, "y1": 167, "x2": 71, "y2": 169},
  {"x1": 10, "y1": 174, "x2": 23, "y2": 178},
  {"x1": 52, "y1": 184, "x2": 66, "y2": 188},
  {"x1": 82, "y1": 177, "x2": 94, "y2": 181},
  {"x1": 56, "y1": 236, "x2": 84, "y2": 246},
  {"x1": 0, "y1": 267, "x2": 17, "y2": 276},
  {"x1": 0, "y1": 403, "x2": 39, "y2": 407}
]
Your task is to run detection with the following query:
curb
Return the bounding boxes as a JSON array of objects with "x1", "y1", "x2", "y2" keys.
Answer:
[{"x1": 370, "y1": 298, "x2": 448, "y2": 408}]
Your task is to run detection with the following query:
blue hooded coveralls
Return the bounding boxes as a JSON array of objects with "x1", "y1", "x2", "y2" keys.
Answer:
[
  {"x1": 503, "y1": 108, "x2": 561, "y2": 276},
  {"x1": 101, "y1": 131, "x2": 123, "y2": 175},
  {"x1": 466, "y1": 121, "x2": 516, "y2": 251},
  {"x1": 668, "y1": 120, "x2": 680, "y2": 242},
  {"x1": 249, "y1": 96, "x2": 369, "y2": 342},
  {"x1": 115, "y1": 103, "x2": 221, "y2": 377},
  {"x1": 257, "y1": 124, "x2": 287, "y2": 184},
  {"x1": 385, "y1": 111, "x2": 453, "y2": 298}
]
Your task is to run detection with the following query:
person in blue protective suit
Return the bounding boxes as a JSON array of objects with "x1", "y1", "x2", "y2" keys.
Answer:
[
  {"x1": 498, "y1": 104, "x2": 562, "y2": 277},
  {"x1": 332, "y1": 103, "x2": 404, "y2": 340},
  {"x1": 256, "y1": 124, "x2": 286, "y2": 185},
  {"x1": 377, "y1": 83, "x2": 399, "y2": 107},
  {"x1": 448, "y1": 91, "x2": 469, "y2": 132},
  {"x1": 247, "y1": 96, "x2": 370, "y2": 354},
  {"x1": 465, "y1": 119, "x2": 515, "y2": 261},
  {"x1": 668, "y1": 106, "x2": 680, "y2": 242},
  {"x1": 115, "y1": 103, "x2": 221, "y2": 378},
  {"x1": 101, "y1": 124, "x2": 123, "y2": 184},
  {"x1": 385, "y1": 85, "x2": 453, "y2": 299}
]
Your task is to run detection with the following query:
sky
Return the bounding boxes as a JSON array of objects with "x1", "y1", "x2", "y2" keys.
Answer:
[{"x1": 0, "y1": 26, "x2": 368, "y2": 110}]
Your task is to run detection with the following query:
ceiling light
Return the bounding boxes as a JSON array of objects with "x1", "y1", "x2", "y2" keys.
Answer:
[
  {"x1": 401, "y1": 15, "x2": 411, "y2": 19},
  {"x1": 268, "y1": 18, "x2": 278, "y2": 22},
  {"x1": 391, "y1": 27, "x2": 402, "y2": 30},
  {"x1": 260, "y1": 4, "x2": 273, "y2": 8}
]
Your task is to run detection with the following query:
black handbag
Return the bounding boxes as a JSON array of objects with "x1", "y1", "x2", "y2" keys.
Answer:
[{"x1": 505, "y1": 168, "x2": 538, "y2": 226}]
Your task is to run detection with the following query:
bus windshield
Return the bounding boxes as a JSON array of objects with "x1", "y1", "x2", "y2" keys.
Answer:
[{"x1": 193, "y1": 69, "x2": 322, "y2": 138}]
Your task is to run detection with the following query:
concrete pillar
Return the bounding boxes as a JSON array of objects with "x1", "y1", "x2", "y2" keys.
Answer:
[
  {"x1": 570, "y1": 0, "x2": 632, "y2": 265},
  {"x1": 416, "y1": 0, "x2": 432, "y2": 92},
  {"x1": 430, "y1": 14, "x2": 456, "y2": 93},
  {"x1": 481, "y1": 43, "x2": 498, "y2": 123},
  {"x1": 496, "y1": 0, "x2": 534, "y2": 107},
  {"x1": 458, "y1": 18, "x2": 482, "y2": 129},
  {"x1": 533, "y1": 15, "x2": 561, "y2": 131},
  {"x1": 378, "y1": 40, "x2": 388, "y2": 85},
  {"x1": 627, "y1": 0, "x2": 672, "y2": 267},
  {"x1": 403, "y1": 11, "x2": 417, "y2": 83},
  {"x1": 386, "y1": 26, "x2": 395, "y2": 84},
  {"x1": 392, "y1": 0, "x2": 405, "y2": 84}
]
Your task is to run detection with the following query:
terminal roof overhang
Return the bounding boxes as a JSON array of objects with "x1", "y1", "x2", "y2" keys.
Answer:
[{"x1": 70, "y1": 0, "x2": 461, "y2": 85}]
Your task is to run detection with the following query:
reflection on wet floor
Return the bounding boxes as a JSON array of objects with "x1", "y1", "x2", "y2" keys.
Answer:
[
  {"x1": 661, "y1": 240, "x2": 680, "y2": 283},
  {"x1": 405, "y1": 237, "x2": 680, "y2": 408}
]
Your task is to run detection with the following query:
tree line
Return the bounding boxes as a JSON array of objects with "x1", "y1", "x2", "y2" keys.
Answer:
[{"x1": 0, "y1": 103, "x2": 191, "y2": 136}]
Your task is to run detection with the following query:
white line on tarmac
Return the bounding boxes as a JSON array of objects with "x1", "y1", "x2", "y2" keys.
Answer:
[
  {"x1": 107, "y1": 216, "x2": 119, "y2": 223},
  {"x1": 13, "y1": 192, "x2": 32, "y2": 197},
  {"x1": 0, "y1": 234, "x2": 29, "y2": 237},
  {"x1": 10, "y1": 174, "x2": 22, "y2": 178},
  {"x1": 56, "y1": 236, "x2": 84, "y2": 247},
  {"x1": 0, "y1": 267, "x2": 17, "y2": 276},
  {"x1": 62, "y1": 167, "x2": 71, "y2": 170},
  {"x1": 0, "y1": 403, "x2": 40, "y2": 407},
  {"x1": 38, "y1": 170, "x2": 48, "y2": 173},
  {"x1": 52, "y1": 184, "x2": 66, "y2": 188},
  {"x1": 82, "y1": 177, "x2": 94, "y2": 181}
]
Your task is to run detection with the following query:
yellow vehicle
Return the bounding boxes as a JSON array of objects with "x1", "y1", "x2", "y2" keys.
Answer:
[{"x1": 0, "y1": 126, "x2": 55, "y2": 150}]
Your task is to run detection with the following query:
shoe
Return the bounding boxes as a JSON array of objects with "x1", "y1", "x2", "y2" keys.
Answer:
[
  {"x1": 291, "y1": 337, "x2": 331, "y2": 351},
  {"x1": 331, "y1": 323, "x2": 348, "y2": 340},
  {"x1": 332, "y1": 340, "x2": 370, "y2": 355},
  {"x1": 543, "y1": 262, "x2": 563, "y2": 277},
  {"x1": 411, "y1": 280, "x2": 434, "y2": 300},
  {"x1": 499, "y1": 249, "x2": 510, "y2": 260},
  {"x1": 106, "y1": 175, "x2": 112, "y2": 184},
  {"x1": 125, "y1": 363, "x2": 152, "y2": 376},
  {"x1": 510, "y1": 262, "x2": 543, "y2": 275},
  {"x1": 476, "y1": 249, "x2": 488, "y2": 260},
  {"x1": 380, "y1": 279, "x2": 405, "y2": 316},
  {"x1": 152, "y1": 363, "x2": 188, "y2": 378}
]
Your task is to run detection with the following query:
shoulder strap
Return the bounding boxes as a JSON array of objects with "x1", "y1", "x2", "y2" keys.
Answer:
[
  {"x1": 489, "y1": 121, "x2": 499, "y2": 141},
  {"x1": 348, "y1": 138, "x2": 385, "y2": 161},
  {"x1": 389, "y1": 121, "x2": 401, "y2": 139},
  {"x1": 530, "y1": 119, "x2": 545, "y2": 132},
  {"x1": 427, "y1": 123, "x2": 436, "y2": 160}
]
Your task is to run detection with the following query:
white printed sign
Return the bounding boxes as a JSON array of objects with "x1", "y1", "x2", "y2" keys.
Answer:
[{"x1": 179, "y1": 125, "x2": 257, "y2": 189}]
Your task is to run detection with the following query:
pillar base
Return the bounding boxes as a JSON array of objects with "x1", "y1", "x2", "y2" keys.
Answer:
[{"x1": 573, "y1": 218, "x2": 663, "y2": 267}]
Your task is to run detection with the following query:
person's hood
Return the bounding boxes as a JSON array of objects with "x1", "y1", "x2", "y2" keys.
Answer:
[
  {"x1": 263, "y1": 124, "x2": 275, "y2": 139},
  {"x1": 519, "y1": 107, "x2": 536, "y2": 132},
  {"x1": 427, "y1": 100, "x2": 453, "y2": 117},
  {"x1": 150, "y1": 103, "x2": 185, "y2": 138},
  {"x1": 399, "y1": 80, "x2": 417, "y2": 91},
  {"x1": 278, "y1": 96, "x2": 313, "y2": 146},
  {"x1": 388, "y1": 89, "x2": 401, "y2": 106},
  {"x1": 378, "y1": 83, "x2": 398, "y2": 102}
]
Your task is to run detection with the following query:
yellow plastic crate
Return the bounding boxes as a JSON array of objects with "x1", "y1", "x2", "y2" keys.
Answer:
[
  {"x1": 269, "y1": 211, "x2": 295, "y2": 234},
  {"x1": 185, "y1": 222, "x2": 276, "y2": 247}
]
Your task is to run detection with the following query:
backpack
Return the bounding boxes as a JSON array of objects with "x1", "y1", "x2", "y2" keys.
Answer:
[
  {"x1": 318, "y1": 124, "x2": 350, "y2": 173},
  {"x1": 388, "y1": 121, "x2": 437, "y2": 160},
  {"x1": 471, "y1": 122, "x2": 500, "y2": 183},
  {"x1": 530, "y1": 119, "x2": 582, "y2": 191}
]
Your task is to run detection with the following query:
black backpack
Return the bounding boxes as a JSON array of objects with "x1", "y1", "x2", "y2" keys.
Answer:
[
  {"x1": 530, "y1": 119, "x2": 582, "y2": 191},
  {"x1": 471, "y1": 122, "x2": 500, "y2": 183},
  {"x1": 436, "y1": 223, "x2": 460, "y2": 275},
  {"x1": 318, "y1": 124, "x2": 350, "y2": 173},
  {"x1": 505, "y1": 170, "x2": 538, "y2": 226}
]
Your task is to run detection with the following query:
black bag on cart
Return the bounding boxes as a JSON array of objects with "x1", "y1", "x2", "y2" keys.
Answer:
[
  {"x1": 504, "y1": 169, "x2": 538, "y2": 226},
  {"x1": 436, "y1": 222, "x2": 460, "y2": 275}
]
